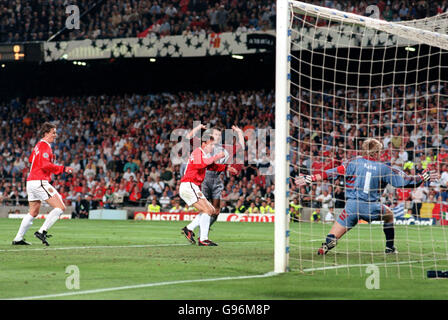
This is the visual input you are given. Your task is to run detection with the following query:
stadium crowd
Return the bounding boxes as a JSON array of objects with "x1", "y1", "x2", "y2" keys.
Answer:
[
  {"x1": 0, "y1": 80, "x2": 447, "y2": 221},
  {"x1": 1, "y1": 0, "x2": 448, "y2": 43},
  {"x1": 0, "y1": 89, "x2": 276, "y2": 216}
]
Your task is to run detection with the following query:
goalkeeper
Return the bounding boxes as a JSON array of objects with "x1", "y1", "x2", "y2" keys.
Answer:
[{"x1": 296, "y1": 138, "x2": 439, "y2": 255}]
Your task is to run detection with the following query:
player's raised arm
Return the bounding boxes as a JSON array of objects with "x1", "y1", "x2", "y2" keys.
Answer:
[
  {"x1": 186, "y1": 123, "x2": 207, "y2": 139},
  {"x1": 231, "y1": 125, "x2": 245, "y2": 149},
  {"x1": 382, "y1": 165, "x2": 439, "y2": 188},
  {"x1": 188, "y1": 131, "x2": 226, "y2": 169}
]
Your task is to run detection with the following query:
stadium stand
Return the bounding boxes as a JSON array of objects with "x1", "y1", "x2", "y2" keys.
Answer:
[
  {"x1": 0, "y1": 82, "x2": 447, "y2": 223},
  {"x1": 1, "y1": 0, "x2": 447, "y2": 43}
]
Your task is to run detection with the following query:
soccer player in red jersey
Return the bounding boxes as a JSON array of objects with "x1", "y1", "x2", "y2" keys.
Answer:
[
  {"x1": 185, "y1": 123, "x2": 243, "y2": 238},
  {"x1": 179, "y1": 130, "x2": 237, "y2": 246},
  {"x1": 12, "y1": 122, "x2": 74, "y2": 246}
]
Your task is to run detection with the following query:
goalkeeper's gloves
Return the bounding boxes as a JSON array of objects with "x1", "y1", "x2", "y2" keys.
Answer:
[
  {"x1": 295, "y1": 175, "x2": 315, "y2": 186},
  {"x1": 421, "y1": 169, "x2": 439, "y2": 182},
  {"x1": 304, "y1": 175, "x2": 313, "y2": 184}
]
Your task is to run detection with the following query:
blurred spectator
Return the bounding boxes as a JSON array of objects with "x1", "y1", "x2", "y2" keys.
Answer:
[
  {"x1": 159, "y1": 190, "x2": 171, "y2": 210},
  {"x1": 411, "y1": 185, "x2": 428, "y2": 218},
  {"x1": 220, "y1": 200, "x2": 235, "y2": 213},
  {"x1": 103, "y1": 189, "x2": 115, "y2": 209},
  {"x1": 235, "y1": 199, "x2": 247, "y2": 213},
  {"x1": 324, "y1": 207, "x2": 335, "y2": 223},
  {"x1": 123, "y1": 167, "x2": 137, "y2": 181},
  {"x1": 169, "y1": 199, "x2": 182, "y2": 212},
  {"x1": 147, "y1": 198, "x2": 161, "y2": 213},
  {"x1": 247, "y1": 202, "x2": 260, "y2": 214},
  {"x1": 333, "y1": 186, "x2": 345, "y2": 209},
  {"x1": 260, "y1": 199, "x2": 274, "y2": 214},
  {"x1": 74, "y1": 194, "x2": 97, "y2": 219},
  {"x1": 129, "y1": 184, "x2": 142, "y2": 205},
  {"x1": 151, "y1": 176, "x2": 165, "y2": 196},
  {"x1": 311, "y1": 208, "x2": 321, "y2": 222},
  {"x1": 316, "y1": 190, "x2": 333, "y2": 211},
  {"x1": 290, "y1": 197, "x2": 302, "y2": 222},
  {"x1": 124, "y1": 156, "x2": 139, "y2": 173}
]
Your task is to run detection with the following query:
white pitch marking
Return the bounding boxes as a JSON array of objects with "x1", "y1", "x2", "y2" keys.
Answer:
[
  {"x1": 7, "y1": 272, "x2": 279, "y2": 300},
  {"x1": 0, "y1": 241, "x2": 269, "y2": 253},
  {"x1": 0, "y1": 243, "x2": 191, "y2": 253}
]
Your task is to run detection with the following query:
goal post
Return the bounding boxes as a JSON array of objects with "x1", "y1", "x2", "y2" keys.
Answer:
[
  {"x1": 275, "y1": 0, "x2": 448, "y2": 277},
  {"x1": 274, "y1": 0, "x2": 291, "y2": 273}
]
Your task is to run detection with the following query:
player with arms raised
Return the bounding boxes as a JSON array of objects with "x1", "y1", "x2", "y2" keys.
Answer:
[
  {"x1": 12, "y1": 122, "x2": 74, "y2": 246},
  {"x1": 179, "y1": 130, "x2": 238, "y2": 246},
  {"x1": 182, "y1": 123, "x2": 244, "y2": 241},
  {"x1": 296, "y1": 138, "x2": 439, "y2": 255}
]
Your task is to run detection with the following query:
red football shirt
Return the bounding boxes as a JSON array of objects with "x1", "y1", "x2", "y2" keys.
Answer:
[
  {"x1": 181, "y1": 147, "x2": 227, "y2": 186},
  {"x1": 27, "y1": 140, "x2": 64, "y2": 181},
  {"x1": 190, "y1": 137, "x2": 243, "y2": 175}
]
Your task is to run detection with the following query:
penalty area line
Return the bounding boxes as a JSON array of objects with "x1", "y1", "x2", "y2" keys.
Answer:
[{"x1": 7, "y1": 272, "x2": 279, "y2": 300}]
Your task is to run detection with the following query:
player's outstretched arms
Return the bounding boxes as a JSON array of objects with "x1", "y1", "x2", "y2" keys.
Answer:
[{"x1": 387, "y1": 167, "x2": 439, "y2": 188}]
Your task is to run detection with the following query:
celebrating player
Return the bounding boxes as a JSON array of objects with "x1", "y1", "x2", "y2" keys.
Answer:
[
  {"x1": 184, "y1": 123, "x2": 244, "y2": 236},
  {"x1": 12, "y1": 122, "x2": 73, "y2": 246},
  {"x1": 295, "y1": 138, "x2": 439, "y2": 255},
  {"x1": 179, "y1": 130, "x2": 238, "y2": 246}
]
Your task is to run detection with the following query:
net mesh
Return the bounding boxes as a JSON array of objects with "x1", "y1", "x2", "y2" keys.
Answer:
[{"x1": 287, "y1": 1, "x2": 448, "y2": 279}]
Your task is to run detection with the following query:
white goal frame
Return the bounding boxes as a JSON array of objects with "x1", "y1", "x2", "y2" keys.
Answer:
[{"x1": 274, "y1": 0, "x2": 448, "y2": 273}]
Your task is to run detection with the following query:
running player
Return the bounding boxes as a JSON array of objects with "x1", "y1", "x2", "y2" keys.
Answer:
[
  {"x1": 296, "y1": 138, "x2": 439, "y2": 255},
  {"x1": 179, "y1": 130, "x2": 238, "y2": 246},
  {"x1": 183, "y1": 123, "x2": 244, "y2": 240},
  {"x1": 12, "y1": 122, "x2": 74, "y2": 246}
]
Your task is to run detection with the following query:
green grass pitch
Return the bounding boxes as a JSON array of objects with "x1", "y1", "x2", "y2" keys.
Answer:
[{"x1": 1, "y1": 218, "x2": 448, "y2": 300}]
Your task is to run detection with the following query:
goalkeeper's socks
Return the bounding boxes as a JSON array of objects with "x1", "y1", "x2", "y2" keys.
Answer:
[
  {"x1": 209, "y1": 215, "x2": 217, "y2": 228},
  {"x1": 383, "y1": 222, "x2": 395, "y2": 249}
]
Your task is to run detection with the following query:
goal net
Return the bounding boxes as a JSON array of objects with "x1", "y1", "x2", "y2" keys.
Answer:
[{"x1": 275, "y1": 0, "x2": 448, "y2": 278}]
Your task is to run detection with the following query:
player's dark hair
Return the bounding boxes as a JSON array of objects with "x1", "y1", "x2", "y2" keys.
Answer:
[{"x1": 39, "y1": 122, "x2": 56, "y2": 138}]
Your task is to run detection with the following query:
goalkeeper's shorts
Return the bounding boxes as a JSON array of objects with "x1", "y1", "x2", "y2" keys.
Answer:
[{"x1": 336, "y1": 199, "x2": 386, "y2": 229}]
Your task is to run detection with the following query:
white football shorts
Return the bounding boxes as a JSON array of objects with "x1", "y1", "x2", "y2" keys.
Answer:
[
  {"x1": 26, "y1": 180, "x2": 60, "y2": 201},
  {"x1": 179, "y1": 182, "x2": 206, "y2": 206}
]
